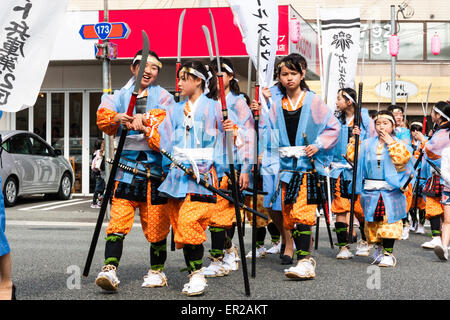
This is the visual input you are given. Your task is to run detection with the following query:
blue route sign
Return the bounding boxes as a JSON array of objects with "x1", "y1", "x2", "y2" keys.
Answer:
[{"x1": 79, "y1": 22, "x2": 130, "y2": 40}]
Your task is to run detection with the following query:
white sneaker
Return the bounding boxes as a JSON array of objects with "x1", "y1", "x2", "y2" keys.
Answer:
[
  {"x1": 402, "y1": 226, "x2": 410, "y2": 240},
  {"x1": 378, "y1": 252, "x2": 397, "y2": 267},
  {"x1": 336, "y1": 246, "x2": 353, "y2": 260},
  {"x1": 371, "y1": 245, "x2": 383, "y2": 264},
  {"x1": 223, "y1": 246, "x2": 239, "y2": 271},
  {"x1": 182, "y1": 269, "x2": 207, "y2": 296},
  {"x1": 267, "y1": 241, "x2": 281, "y2": 254},
  {"x1": 433, "y1": 241, "x2": 449, "y2": 261},
  {"x1": 409, "y1": 220, "x2": 418, "y2": 232},
  {"x1": 141, "y1": 269, "x2": 168, "y2": 288},
  {"x1": 421, "y1": 236, "x2": 441, "y2": 249},
  {"x1": 355, "y1": 240, "x2": 371, "y2": 257},
  {"x1": 284, "y1": 258, "x2": 316, "y2": 280},
  {"x1": 95, "y1": 265, "x2": 120, "y2": 292},
  {"x1": 201, "y1": 258, "x2": 229, "y2": 277},
  {"x1": 416, "y1": 224, "x2": 425, "y2": 234},
  {"x1": 246, "y1": 246, "x2": 267, "y2": 259}
]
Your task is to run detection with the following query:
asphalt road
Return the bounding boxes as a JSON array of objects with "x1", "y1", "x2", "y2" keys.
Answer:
[{"x1": 3, "y1": 195, "x2": 450, "y2": 302}]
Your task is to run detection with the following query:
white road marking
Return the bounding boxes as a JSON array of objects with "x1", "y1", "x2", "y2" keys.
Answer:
[
  {"x1": 18, "y1": 198, "x2": 86, "y2": 211},
  {"x1": 39, "y1": 199, "x2": 93, "y2": 211}
]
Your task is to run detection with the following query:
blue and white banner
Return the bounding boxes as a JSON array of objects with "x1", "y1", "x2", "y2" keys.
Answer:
[
  {"x1": 320, "y1": 7, "x2": 360, "y2": 111},
  {"x1": 0, "y1": 0, "x2": 69, "y2": 112}
]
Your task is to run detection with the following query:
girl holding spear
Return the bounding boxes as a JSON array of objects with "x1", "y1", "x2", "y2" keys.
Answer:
[{"x1": 330, "y1": 88, "x2": 375, "y2": 260}]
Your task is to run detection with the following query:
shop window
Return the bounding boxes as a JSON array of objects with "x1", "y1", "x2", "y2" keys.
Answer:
[
  {"x1": 33, "y1": 93, "x2": 46, "y2": 140},
  {"x1": 427, "y1": 22, "x2": 450, "y2": 60},
  {"x1": 397, "y1": 23, "x2": 424, "y2": 60}
]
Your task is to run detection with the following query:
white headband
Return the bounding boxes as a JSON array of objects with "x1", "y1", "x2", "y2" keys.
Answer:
[
  {"x1": 433, "y1": 106, "x2": 450, "y2": 121},
  {"x1": 180, "y1": 67, "x2": 207, "y2": 82},
  {"x1": 410, "y1": 122, "x2": 423, "y2": 128},
  {"x1": 222, "y1": 63, "x2": 234, "y2": 74},
  {"x1": 341, "y1": 91, "x2": 356, "y2": 105},
  {"x1": 132, "y1": 55, "x2": 162, "y2": 69}
]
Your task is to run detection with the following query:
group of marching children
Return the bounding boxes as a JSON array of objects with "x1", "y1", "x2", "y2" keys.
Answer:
[{"x1": 93, "y1": 48, "x2": 450, "y2": 296}]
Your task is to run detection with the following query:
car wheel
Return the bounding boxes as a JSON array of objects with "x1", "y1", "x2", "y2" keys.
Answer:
[
  {"x1": 3, "y1": 177, "x2": 18, "y2": 207},
  {"x1": 57, "y1": 172, "x2": 72, "y2": 200}
]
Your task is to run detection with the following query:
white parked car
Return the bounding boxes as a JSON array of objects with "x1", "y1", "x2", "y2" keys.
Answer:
[{"x1": 0, "y1": 130, "x2": 74, "y2": 207}]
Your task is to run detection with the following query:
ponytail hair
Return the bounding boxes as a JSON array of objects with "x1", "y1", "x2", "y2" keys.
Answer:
[
  {"x1": 276, "y1": 53, "x2": 309, "y2": 97},
  {"x1": 177, "y1": 60, "x2": 218, "y2": 100},
  {"x1": 210, "y1": 57, "x2": 242, "y2": 97}
]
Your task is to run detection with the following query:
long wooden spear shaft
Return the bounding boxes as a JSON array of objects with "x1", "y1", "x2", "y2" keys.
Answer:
[
  {"x1": 251, "y1": 32, "x2": 262, "y2": 278},
  {"x1": 83, "y1": 31, "x2": 149, "y2": 277},
  {"x1": 209, "y1": 10, "x2": 250, "y2": 296}
]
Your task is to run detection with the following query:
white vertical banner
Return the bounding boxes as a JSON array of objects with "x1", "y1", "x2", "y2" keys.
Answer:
[
  {"x1": 229, "y1": 0, "x2": 278, "y2": 110},
  {"x1": 0, "y1": 0, "x2": 69, "y2": 112},
  {"x1": 320, "y1": 7, "x2": 360, "y2": 111}
]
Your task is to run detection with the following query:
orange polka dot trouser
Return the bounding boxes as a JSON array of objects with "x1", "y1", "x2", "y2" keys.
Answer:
[
  {"x1": 167, "y1": 195, "x2": 215, "y2": 248},
  {"x1": 210, "y1": 176, "x2": 238, "y2": 229},
  {"x1": 281, "y1": 174, "x2": 317, "y2": 230},
  {"x1": 331, "y1": 176, "x2": 364, "y2": 222},
  {"x1": 365, "y1": 214, "x2": 403, "y2": 244},
  {"x1": 105, "y1": 181, "x2": 171, "y2": 243},
  {"x1": 244, "y1": 195, "x2": 271, "y2": 228},
  {"x1": 425, "y1": 196, "x2": 443, "y2": 219}
]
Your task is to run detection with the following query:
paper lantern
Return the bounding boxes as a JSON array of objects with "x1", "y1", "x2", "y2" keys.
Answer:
[
  {"x1": 431, "y1": 33, "x2": 441, "y2": 55},
  {"x1": 290, "y1": 18, "x2": 301, "y2": 43},
  {"x1": 389, "y1": 34, "x2": 399, "y2": 57}
]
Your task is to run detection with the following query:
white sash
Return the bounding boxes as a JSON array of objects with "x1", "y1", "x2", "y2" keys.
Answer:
[
  {"x1": 364, "y1": 179, "x2": 395, "y2": 191},
  {"x1": 279, "y1": 146, "x2": 306, "y2": 158}
]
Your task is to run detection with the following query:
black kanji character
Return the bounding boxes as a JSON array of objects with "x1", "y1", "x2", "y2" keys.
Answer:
[
  {"x1": 0, "y1": 36, "x2": 26, "y2": 58},
  {"x1": 260, "y1": 49, "x2": 270, "y2": 61},
  {"x1": 5, "y1": 21, "x2": 30, "y2": 42},
  {"x1": 257, "y1": 23, "x2": 269, "y2": 34},
  {"x1": 13, "y1": 1, "x2": 32, "y2": 20},
  {"x1": 253, "y1": 8, "x2": 268, "y2": 19},
  {"x1": 0, "y1": 54, "x2": 17, "y2": 72},
  {"x1": 260, "y1": 35, "x2": 271, "y2": 47},
  {"x1": 0, "y1": 88, "x2": 11, "y2": 105}
]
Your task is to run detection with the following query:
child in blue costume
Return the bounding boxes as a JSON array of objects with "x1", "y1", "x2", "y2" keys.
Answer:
[
  {"x1": 350, "y1": 110, "x2": 414, "y2": 267},
  {"x1": 201, "y1": 57, "x2": 254, "y2": 276},
  {"x1": 257, "y1": 53, "x2": 340, "y2": 279},
  {"x1": 330, "y1": 88, "x2": 376, "y2": 260},
  {"x1": 412, "y1": 102, "x2": 450, "y2": 250},
  {"x1": 95, "y1": 50, "x2": 175, "y2": 292},
  {"x1": 157, "y1": 60, "x2": 235, "y2": 296},
  {"x1": 0, "y1": 176, "x2": 15, "y2": 300}
]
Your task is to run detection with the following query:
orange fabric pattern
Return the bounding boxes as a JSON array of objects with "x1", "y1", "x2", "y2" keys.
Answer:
[
  {"x1": 425, "y1": 196, "x2": 444, "y2": 219},
  {"x1": 97, "y1": 107, "x2": 120, "y2": 136},
  {"x1": 365, "y1": 215, "x2": 403, "y2": 243},
  {"x1": 387, "y1": 141, "x2": 411, "y2": 172},
  {"x1": 167, "y1": 195, "x2": 214, "y2": 248},
  {"x1": 405, "y1": 183, "x2": 413, "y2": 212},
  {"x1": 244, "y1": 195, "x2": 271, "y2": 228},
  {"x1": 143, "y1": 108, "x2": 167, "y2": 152},
  {"x1": 106, "y1": 181, "x2": 170, "y2": 243},
  {"x1": 281, "y1": 175, "x2": 317, "y2": 229},
  {"x1": 210, "y1": 176, "x2": 237, "y2": 228},
  {"x1": 331, "y1": 176, "x2": 364, "y2": 222}
]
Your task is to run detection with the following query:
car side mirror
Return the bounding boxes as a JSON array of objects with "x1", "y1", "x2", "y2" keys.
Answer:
[{"x1": 55, "y1": 149, "x2": 62, "y2": 156}]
